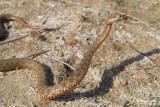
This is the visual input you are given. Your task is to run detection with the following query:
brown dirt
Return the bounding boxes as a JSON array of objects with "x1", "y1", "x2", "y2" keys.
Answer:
[{"x1": 0, "y1": 0, "x2": 160, "y2": 106}]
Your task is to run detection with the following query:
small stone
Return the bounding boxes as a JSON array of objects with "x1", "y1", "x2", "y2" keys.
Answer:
[
  {"x1": 66, "y1": 38, "x2": 78, "y2": 46},
  {"x1": 56, "y1": 46, "x2": 62, "y2": 50},
  {"x1": 58, "y1": 51, "x2": 63, "y2": 57}
]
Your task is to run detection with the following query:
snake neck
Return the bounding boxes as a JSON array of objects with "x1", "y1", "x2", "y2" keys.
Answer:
[{"x1": 76, "y1": 24, "x2": 111, "y2": 75}]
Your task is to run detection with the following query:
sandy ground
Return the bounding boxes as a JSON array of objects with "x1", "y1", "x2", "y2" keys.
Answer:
[{"x1": 0, "y1": 0, "x2": 160, "y2": 107}]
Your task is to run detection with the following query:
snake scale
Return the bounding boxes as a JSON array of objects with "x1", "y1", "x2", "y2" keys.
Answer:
[{"x1": 0, "y1": 14, "x2": 120, "y2": 99}]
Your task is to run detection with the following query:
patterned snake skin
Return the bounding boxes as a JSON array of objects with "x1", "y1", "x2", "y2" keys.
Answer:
[{"x1": 0, "y1": 14, "x2": 120, "y2": 99}]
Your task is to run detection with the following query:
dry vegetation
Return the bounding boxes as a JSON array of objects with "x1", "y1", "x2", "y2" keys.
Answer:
[{"x1": 0, "y1": 0, "x2": 160, "y2": 107}]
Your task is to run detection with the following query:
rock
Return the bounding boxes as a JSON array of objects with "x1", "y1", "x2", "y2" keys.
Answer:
[{"x1": 66, "y1": 38, "x2": 78, "y2": 46}]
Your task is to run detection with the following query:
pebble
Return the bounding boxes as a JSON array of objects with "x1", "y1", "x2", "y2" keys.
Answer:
[
  {"x1": 58, "y1": 51, "x2": 63, "y2": 57},
  {"x1": 66, "y1": 38, "x2": 78, "y2": 46}
]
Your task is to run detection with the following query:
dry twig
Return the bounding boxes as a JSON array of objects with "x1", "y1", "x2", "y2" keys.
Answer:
[
  {"x1": 0, "y1": 34, "x2": 29, "y2": 45},
  {"x1": 27, "y1": 50, "x2": 49, "y2": 59},
  {"x1": 43, "y1": 54, "x2": 76, "y2": 70}
]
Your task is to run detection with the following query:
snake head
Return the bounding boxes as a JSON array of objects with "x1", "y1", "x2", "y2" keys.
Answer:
[{"x1": 106, "y1": 15, "x2": 121, "y2": 25}]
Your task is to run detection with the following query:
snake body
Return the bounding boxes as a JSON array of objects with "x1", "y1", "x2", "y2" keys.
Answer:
[
  {"x1": 0, "y1": 14, "x2": 120, "y2": 99},
  {"x1": 0, "y1": 14, "x2": 51, "y2": 39}
]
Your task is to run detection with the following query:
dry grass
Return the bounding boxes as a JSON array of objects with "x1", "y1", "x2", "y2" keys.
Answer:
[{"x1": 0, "y1": 0, "x2": 160, "y2": 106}]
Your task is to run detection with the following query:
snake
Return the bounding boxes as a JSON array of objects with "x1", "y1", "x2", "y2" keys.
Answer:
[
  {"x1": 0, "y1": 14, "x2": 52, "y2": 39},
  {"x1": 0, "y1": 14, "x2": 120, "y2": 99}
]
